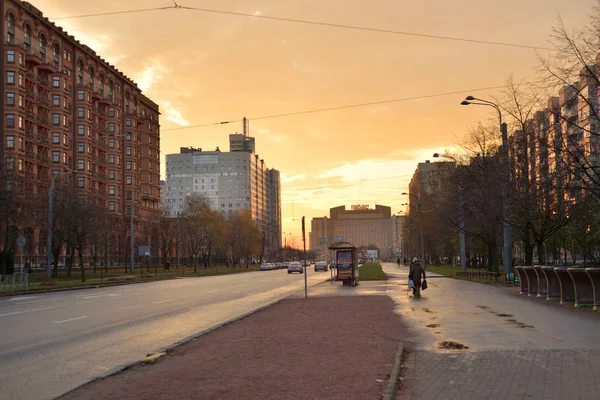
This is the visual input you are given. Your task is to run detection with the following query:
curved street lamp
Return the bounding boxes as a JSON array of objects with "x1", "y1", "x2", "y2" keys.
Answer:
[
  {"x1": 461, "y1": 96, "x2": 512, "y2": 278},
  {"x1": 433, "y1": 153, "x2": 466, "y2": 271},
  {"x1": 402, "y1": 191, "x2": 425, "y2": 267}
]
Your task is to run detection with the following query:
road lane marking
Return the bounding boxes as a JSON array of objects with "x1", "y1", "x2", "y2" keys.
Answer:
[
  {"x1": 154, "y1": 300, "x2": 173, "y2": 304},
  {"x1": 54, "y1": 316, "x2": 88, "y2": 324},
  {"x1": 80, "y1": 293, "x2": 121, "y2": 299},
  {"x1": 8, "y1": 296, "x2": 36, "y2": 301}
]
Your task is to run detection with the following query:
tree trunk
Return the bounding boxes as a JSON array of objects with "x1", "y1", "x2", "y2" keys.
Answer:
[
  {"x1": 78, "y1": 247, "x2": 86, "y2": 283},
  {"x1": 67, "y1": 246, "x2": 75, "y2": 277},
  {"x1": 194, "y1": 255, "x2": 197, "y2": 273},
  {"x1": 536, "y1": 238, "x2": 546, "y2": 265},
  {"x1": 522, "y1": 225, "x2": 534, "y2": 266},
  {"x1": 52, "y1": 247, "x2": 60, "y2": 277},
  {"x1": 487, "y1": 240, "x2": 498, "y2": 273}
]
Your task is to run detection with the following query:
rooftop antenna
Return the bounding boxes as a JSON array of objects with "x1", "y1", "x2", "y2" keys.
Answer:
[{"x1": 243, "y1": 117, "x2": 248, "y2": 138}]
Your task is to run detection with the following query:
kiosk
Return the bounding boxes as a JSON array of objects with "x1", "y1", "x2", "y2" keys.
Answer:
[{"x1": 328, "y1": 241, "x2": 359, "y2": 286}]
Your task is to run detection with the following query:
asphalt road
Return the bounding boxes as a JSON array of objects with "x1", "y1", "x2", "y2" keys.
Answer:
[{"x1": 0, "y1": 267, "x2": 329, "y2": 400}]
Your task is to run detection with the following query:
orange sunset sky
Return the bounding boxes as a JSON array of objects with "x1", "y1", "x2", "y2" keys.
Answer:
[{"x1": 32, "y1": 0, "x2": 597, "y2": 243}]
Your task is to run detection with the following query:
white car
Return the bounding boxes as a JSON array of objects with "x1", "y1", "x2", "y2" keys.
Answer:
[
  {"x1": 260, "y1": 263, "x2": 271, "y2": 271},
  {"x1": 287, "y1": 261, "x2": 303, "y2": 274}
]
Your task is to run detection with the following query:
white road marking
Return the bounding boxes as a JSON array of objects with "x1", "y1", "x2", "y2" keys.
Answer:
[
  {"x1": 81, "y1": 293, "x2": 121, "y2": 299},
  {"x1": 154, "y1": 299, "x2": 173, "y2": 304},
  {"x1": 8, "y1": 296, "x2": 36, "y2": 301},
  {"x1": 54, "y1": 316, "x2": 88, "y2": 324}
]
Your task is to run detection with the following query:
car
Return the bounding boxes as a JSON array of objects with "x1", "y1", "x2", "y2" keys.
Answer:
[
  {"x1": 288, "y1": 261, "x2": 303, "y2": 274},
  {"x1": 314, "y1": 261, "x2": 328, "y2": 272},
  {"x1": 260, "y1": 263, "x2": 271, "y2": 271}
]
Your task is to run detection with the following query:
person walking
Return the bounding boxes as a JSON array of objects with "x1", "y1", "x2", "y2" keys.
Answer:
[
  {"x1": 409, "y1": 257, "x2": 426, "y2": 298},
  {"x1": 397, "y1": 257, "x2": 401, "y2": 267}
]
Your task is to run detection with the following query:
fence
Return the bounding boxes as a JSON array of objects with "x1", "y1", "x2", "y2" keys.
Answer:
[
  {"x1": 456, "y1": 270, "x2": 499, "y2": 282},
  {"x1": 0, "y1": 272, "x2": 29, "y2": 293}
]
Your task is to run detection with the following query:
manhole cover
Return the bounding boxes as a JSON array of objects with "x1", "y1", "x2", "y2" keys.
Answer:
[{"x1": 437, "y1": 341, "x2": 469, "y2": 350}]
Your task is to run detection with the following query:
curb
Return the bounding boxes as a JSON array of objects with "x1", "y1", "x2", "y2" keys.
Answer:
[
  {"x1": 54, "y1": 297, "x2": 284, "y2": 399},
  {"x1": 383, "y1": 342, "x2": 405, "y2": 400}
]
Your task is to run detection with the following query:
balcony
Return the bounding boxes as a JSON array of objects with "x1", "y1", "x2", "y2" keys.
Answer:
[
  {"x1": 36, "y1": 153, "x2": 50, "y2": 164},
  {"x1": 36, "y1": 134, "x2": 49, "y2": 144},
  {"x1": 25, "y1": 129, "x2": 35, "y2": 139},
  {"x1": 38, "y1": 61, "x2": 56, "y2": 73},
  {"x1": 37, "y1": 76, "x2": 50, "y2": 88},
  {"x1": 25, "y1": 150, "x2": 35, "y2": 160},
  {"x1": 25, "y1": 51, "x2": 43, "y2": 66},
  {"x1": 36, "y1": 115, "x2": 51, "y2": 127},
  {"x1": 98, "y1": 94, "x2": 112, "y2": 105},
  {"x1": 24, "y1": 110, "x2": 35, "y2": 121}
]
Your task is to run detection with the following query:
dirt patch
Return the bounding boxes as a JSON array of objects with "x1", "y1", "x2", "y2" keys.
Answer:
[
  {"x1": 426, "y1": 324, "x2": 440, "y2": 328},
  {"x1": 58, "y1": 296, "x2": 407, "y2": 400},
  {"x1": 422, "y1": 307, "x2": 435, "y2": 313},
  {"x1": 476, "y1": 305, "x2": 490, "y2": 310},
  {"x1": 437, "y1": 341, "x2": 469, "y2": 350},
  {"x1": 496, "y1": 313, "x2": 513, "y2": 317}
]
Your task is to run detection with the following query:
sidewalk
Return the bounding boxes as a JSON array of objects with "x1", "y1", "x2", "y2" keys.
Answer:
[
  {"x1": 58, "y1": 295, "x2": 407, "y2": 400},
  {"x1": 382, "y1": 263, "x2": 600, "y2": 400}
]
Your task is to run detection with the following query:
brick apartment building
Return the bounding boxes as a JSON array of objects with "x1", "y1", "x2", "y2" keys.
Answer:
[{"x1": 0, "y1": 0, "x2": 161, "y2": 260}]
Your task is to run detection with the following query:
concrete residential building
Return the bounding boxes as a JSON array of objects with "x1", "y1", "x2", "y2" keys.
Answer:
[
  {"x1": 165, "y1": 134, "x2": 281, "y2": 256},
  {"x1": 0, "y1": 0, "x2": 160, "y2": 258}
]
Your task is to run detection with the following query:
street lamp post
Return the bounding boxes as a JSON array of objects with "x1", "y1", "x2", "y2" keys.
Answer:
[
  {"x1": 433, "y1": 153, "x2": 466, "y2": 271},
  {"x1": 46, "y1": 169, "x2": 70, "y2": 280},
  {"x1": 461, "y1": 96, "x2": 512, "y2": 279},
  {"x1": 402, "y1": 192, "x2": 425, "y2": 268}
]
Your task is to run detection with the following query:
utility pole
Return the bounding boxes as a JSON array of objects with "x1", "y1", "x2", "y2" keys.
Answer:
[
  {"x1": 130, "y1": 203, "x2": 134, "y2": 273},
  {"x1": 176, "y1": 211, "x2": 180, "y2": 270},
  {"x1": 302, "y1": 216, "x2": 307, "y2": 299}
]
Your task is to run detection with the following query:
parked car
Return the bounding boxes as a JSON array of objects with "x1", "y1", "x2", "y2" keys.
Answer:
[
  {"x1": 288, "y1": 261, "x2": 303, "y2": 274},
  {"x1": 314, "y1": 261, "x2": 328, "y2": 272},
  {"x1": 260, "y1": 263, "x2": 271, "y2": 271}
]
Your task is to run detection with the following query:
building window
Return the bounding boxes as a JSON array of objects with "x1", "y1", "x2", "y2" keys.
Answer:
[
  {"x1": 53, "y1": 132, "x2": 60, "y2": 144},
  {"x1": 126, "y1": 146, "x2": 131, "y2": 155},
  {"x1": 109, "y1": 170, "x2": 115, "y2": 179},
  {"x1": 109, "y1": 154, "x2": 115, "y2": 164},
  {"x1": 18, "y1": 116, "x2": 23, "y2": 129},
  {"x1": 109, "y1": 108, "x2": 115, "y2": 117},
  {"x1": 109, "y1": 201, "x2": 115, "y2": 211},
  {"x1": 39, "y1": 35, "x2": 46, "y2": 61},
  {"x1": 7, "y1": 71, "x2": 14, "y2": 85},
  {"x1": 52, "y1": 114, "x2": 60, "y2": 125},
  {"x1": 126, "y1": 118, "x2": 131, "y2": 127},
  {"x1": 62, "y1": 153, "x2": 67, "y2": 164},
  {"x1": 78, "y1": 159, "x2": 84, "y2": 170},
  {"x1": 7, "y1": 50, "x2": 14, "y2": 63},
  {"x1": 78, "y1": 142, "x2": 84, "y2": 153},
  {"x1": 53, "y1": 95, "x2": 60, "y2": 106},
  {"x1": 24, "y1": 25, "x2": 31, "y2": 52},
  {"x1": 77, "y1": 90, "x2": 84, "y2": 101},
  {"x1": 78, "y1": 107, "x2": 84, "y2": 118},
  {"x1": 18, "y1": 138, "x2": 23, "y2": 150},
  {"x1": 17, "y1": 159, "x2": 23, "y2": 171},
  {"x1": 7, "y1": 14, "x2": 15, "y2": 44},
  {"x1": 6, "y1": 93, "x2": 14, "y2": 106},
  {"x1": 6, "y1": 157, "x2": 14, "y2": 170},
  {"x1": 109, "y1": 123, "x2": 115, "y2": 132},
  {"x1": 78, "y1": 177, "x2": 85, "y2": 188},
  {"x1": 6, "y1": 135, "x2": 14, "y2": 148},
  {"x1": 109, "y1": 185, "x2": 115, "y2": 195},
  {"x1": 126, "y1": 175, "x2": 132, "y2": 184},
  {"x1": 18, "y1": 95, "x2": 23, "y2": 107},
  {"x1": 78, "y1": 125, "x2": 84, "y2": 135},
  {"x1": 126, "y1": 191, "x2": 132, "y2": 200},
  {"x1": 126, "y1": 161, "x2": 132, "y2": 170},
  {"x1": 53, "y1": 151, "x2": 60, "y2": 162},
  {"x1": 126, "y1": 133, "x2": 131, "y2": 141},
  {"x1": 53, "y1": 76, "x2": 60, "y2": 88},
  {"x1": 7, "y1": 114, "x2": 14, "y2": 127},
  {"x1": 109, "y1": 139, "x2": 115, "y2": 148}
]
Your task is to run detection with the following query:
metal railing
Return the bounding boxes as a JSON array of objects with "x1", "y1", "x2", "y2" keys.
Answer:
[{"x1": 0, "y1": 272, "x2": 29, "y2": 292}]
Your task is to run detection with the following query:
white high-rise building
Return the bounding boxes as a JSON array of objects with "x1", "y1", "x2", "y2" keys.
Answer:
[{"x1": 164, "y1": 134, "x2": 281, "y2": 255}]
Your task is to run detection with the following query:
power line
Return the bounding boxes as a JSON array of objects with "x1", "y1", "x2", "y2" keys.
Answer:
[
  {"x1": 50, "y1": 4, "x2": 554, "y2": 51},
  {"x1": 161, "y1": 83, "x2": 517, "y2": 132}
]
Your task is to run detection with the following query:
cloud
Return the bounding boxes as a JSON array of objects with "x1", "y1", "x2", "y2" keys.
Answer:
[
  {"x1": 281, "y1": 173, "x2": 307, "y2": 183},
  {"x1": 161, "y1": 101, "x2": 190, "y2": 126},
  {"x1": 255, "y1": 128, "x2": 287, "y2": 142},
  {"x1": 291, "y1": 60, "x2": 315, "y2": 74},
  {"x1": 133, "y1": 61, "x2": 169, "y2": 92}
]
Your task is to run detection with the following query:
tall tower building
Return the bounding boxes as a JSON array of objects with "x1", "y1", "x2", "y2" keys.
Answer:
[{"x1": 0, "y1": 0, "x2": 161, "y2": 257}]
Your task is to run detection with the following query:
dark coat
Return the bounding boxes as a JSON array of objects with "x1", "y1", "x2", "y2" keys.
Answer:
[{"x1": 409, "y1": 262, "x2": 426, "y2": 284}]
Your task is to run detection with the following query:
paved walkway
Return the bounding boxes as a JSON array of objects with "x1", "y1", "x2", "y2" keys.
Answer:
[
  {"x1": 306, "y1": 264, "x2": 600, "y2": 399},
  {"x1": 380, "y1": 263, "x2": 600, "y2": 400}
]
